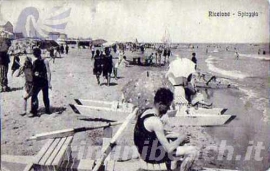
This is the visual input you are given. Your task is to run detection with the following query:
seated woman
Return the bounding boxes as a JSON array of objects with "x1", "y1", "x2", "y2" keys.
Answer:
[{"x1": 185, "y1": 74, "x2": 212, "y2": 108}]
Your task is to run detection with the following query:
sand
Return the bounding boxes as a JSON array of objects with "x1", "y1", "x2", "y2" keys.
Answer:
[{"x1": 2, "y1": 46, "x2": 267, "y2": 170}]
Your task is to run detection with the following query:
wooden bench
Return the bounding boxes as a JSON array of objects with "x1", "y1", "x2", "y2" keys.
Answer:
[{"x1": 24, "y1": 136, "x2": 73, "y2": 171}]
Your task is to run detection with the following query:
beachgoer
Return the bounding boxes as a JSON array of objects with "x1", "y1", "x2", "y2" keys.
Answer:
[
  {"x1": 11, "y1": 52, "x2": 21, "y2": 75},
  {"x1": 134, "y1": 88, "x2": 198, "y2": 171},
  {"x1": 91, "y1": 45, "x2": 95, "y2": 59},
  {"x1": 140, "y1": 45, "x2": 145, "y2": 54},
  {"x1": 235, "y1": 51, "x2": 239, "y2": 60},
  {"x1": 113, "y1": 50, "x2": 122, "y2": 79},
  {"x1": 191, "y1": 52, "x2": 197, "y2": 69},
  {"x1": 157, "y1": 47, "x2": 162, "y2": 66},
  {"x1": 0, "y1": 38, "x2": 11, "y2": 92},
  {"x1": 93, "y1": 50, "x2": 103, "y2": 85},
  {"x1": 56, "y1": 46, "x2": 61, "y2": 57},
  {"x1": 163, "y1": 48, "x2": 168, "y2": 64},
  {"x1": 60, "y1": 44, "x2": 64, "y2": 54},
  {"x1": 167, "y1": 48, "x2": 171, "y2": 63},
  {"x1": 30, "y1": 48, "x2": 52, "y2": 117},
  {"x1": 185, "y1": 74, "x2": 212, "y2": 108},
  {"x1": 120, "y1": 56, "x2": 129, "y2": 67},
  {"x1": 16, "y1": 56, "x2": 33, "y2": 115},
  {"x1": 102, "y1": 47, "x2": 113, "y2": 86},
  {"x1": 65, "y1": 44, "x2": 69, "y2": 54},
  {"x1": 49, "y1": 47, "x2": 55, "y2": 63},
  {"x1": 145, "y1": 53, "x2": 154, "y2": 66}
]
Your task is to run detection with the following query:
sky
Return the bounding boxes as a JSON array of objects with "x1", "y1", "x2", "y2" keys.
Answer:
[{"x1": 0, "y1": 0, "x2": 269, "y2": 43}]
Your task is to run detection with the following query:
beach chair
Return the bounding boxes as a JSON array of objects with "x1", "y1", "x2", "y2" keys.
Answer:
[{"x1": 23, "y1": 136, "x2": 74, "y2": 171}]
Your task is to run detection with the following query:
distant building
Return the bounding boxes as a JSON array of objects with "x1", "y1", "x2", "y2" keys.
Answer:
[
  {"x1": 48, "y1": 32, "x2": 60, "y2": 40},
  {"x1": 13, "y1": 32, "x2": 24, "y2": 39},
  {"x1": 0, "y1": 21, "x2": 13, "y2": 33},
  {"x1": 0, "y1": 21, "x2": 13, "y2": 38},
  {"x1": 48, "y1": 32, "x2": 68, "y2": 40},
  {"x1": 59, "y1": 33, "x2": 67, "y2": 39}
]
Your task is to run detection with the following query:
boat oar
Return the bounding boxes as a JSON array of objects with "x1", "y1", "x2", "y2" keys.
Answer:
[
  {"x1": 92, "y1": 107, "x2": 138, "y2": 171},
  {"x1": 27, "y1": 121, "x2": 122, "y2": 141}
]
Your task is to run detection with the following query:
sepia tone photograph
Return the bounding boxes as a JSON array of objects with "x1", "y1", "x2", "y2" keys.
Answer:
[{"x1": 0, "y1": 0, "x2": 269, "y2": 170}]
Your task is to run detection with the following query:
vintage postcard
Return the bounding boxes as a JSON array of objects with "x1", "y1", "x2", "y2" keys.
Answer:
[{"x1": 0, "y1": 0, "x2": 269, "y2": 171}]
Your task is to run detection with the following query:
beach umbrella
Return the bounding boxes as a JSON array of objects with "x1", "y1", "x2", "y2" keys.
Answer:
[
  {"x1": 166, "y1": 55, "x2": 196, "y2": 85},
  {"x1": 122, "y1": 70, "x2": 174, "y2": 114}
]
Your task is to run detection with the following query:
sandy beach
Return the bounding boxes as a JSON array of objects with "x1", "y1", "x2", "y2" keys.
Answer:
[{"x1": 1, "y1": 46, "x2": 270, "y2": 171}]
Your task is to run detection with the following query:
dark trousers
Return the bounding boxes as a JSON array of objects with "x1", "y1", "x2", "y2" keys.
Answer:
[
  {"x1": 0, "y1": 65, "x2": 8, "y2": 89},
  {"x1": 31, "y1": 84, "x2": 50, "y2": 114}
]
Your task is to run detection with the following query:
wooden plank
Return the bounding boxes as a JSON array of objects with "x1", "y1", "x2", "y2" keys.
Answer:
[
  {"x1": 139, "y1": 159, "x2": 148, "y2": 170},
  {"x1": 159, "y1": 163, "x2": 167, "y2": 170},
  {"x1": 28, "y1": 122, "x2": 121, "y2": 141},
  {"x1": 28, "y1": 129, "x2": 75, "y2": 141},
  {"x1": 23, "y1": 163, "x2": 34, "y2": 171},
  {"x1": 146, "y1": 163, "x2": 155, "y2": 170},
  {"x1": 45, "y1": 137, "x2": 67, "y2": 166},
  {"x1": 77, "y1": 159, "x2": 95, "y2": 171},
  {"x1": 190, "y1": 107, "x2": 227, "y2": 115},
  {"x1": 167, "y1": 115, "x2": 236, "y2": 126},
  {"x1": 92, "y1": 108, "x2": 138, "y2": 171},
  {"x1": 77, "y1": 99, "x2": 114, "y2": 105},
  {"x1": 39, "y1": 138, "x2": 61, "y2": 165},
  {"x1": 34, "y1": 139, "x2": 55, "y2": 164},
  {"x1": 52, "y1": 136, "x2": 73, "y2": 167},
  {"x1": 75, "y1": 104, "x2": 113, "y2": 112},
  {"x1": 1, "y1": 155, "x2": 34, "y2": 164},
  {"x1": 106, "y1": 160, "x2": 115, "y2": 171},
  {"x1": 76, "y1": 99, "x2": 134, "y2": 112},
  {"x1": 152, "y1": 163, "x2": 161, "y2": 170}
]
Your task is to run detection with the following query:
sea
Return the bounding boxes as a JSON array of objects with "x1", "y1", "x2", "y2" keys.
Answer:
[{"x1": 172, "y1": 43, "x2": 270, "y2": 171}]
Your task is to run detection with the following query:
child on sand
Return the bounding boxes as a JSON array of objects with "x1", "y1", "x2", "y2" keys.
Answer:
[{"x1": 16, "y1": 56, "x2": 33, "y2": 116}]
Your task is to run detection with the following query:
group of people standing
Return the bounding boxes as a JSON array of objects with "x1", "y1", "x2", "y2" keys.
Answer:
[
  {"x1": 93, "y1": 47, "x2": 129, "y2": 86},
  {"x1": 155, "y1": 46, "x2": 172, "y2": 65},
  {"x1": 49, "y1": 44, "x2": 69, "y2": 63},
  {"x1": 93, "y1": 47, "x2": 114, "y2": 86},
  {"x1": 0, "y1": 38, "x2": 52, "y2": 117}
]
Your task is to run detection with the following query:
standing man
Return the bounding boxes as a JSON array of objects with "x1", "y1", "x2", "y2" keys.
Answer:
[
  {"x1": 103, "y1": 47, "x2": 113, "y2": 86},
  {"x1": 30, "y1": 48, "x2": 52, "y2": 117},
  {"x1": 191, "y1": 52, "x2": 197, "y2": 69},
  {"x1": 91, "y1": 45, "x2": 95, "y2": 59},
  {"x1": 56, "y1": 46, "x2": 61, "y2": 58},
  {"x1": 65, "y1": 44, "x2": 69, "y2": 54},
  {"x1": 134, "y1": 88, "x2": 198, "y2": 171},
  {"x1": 0, "y1": 38, "x2": 11, "y2": 92},
  {"x1": 60, "y1": 44, "x2": 64, "y2": 54}
]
